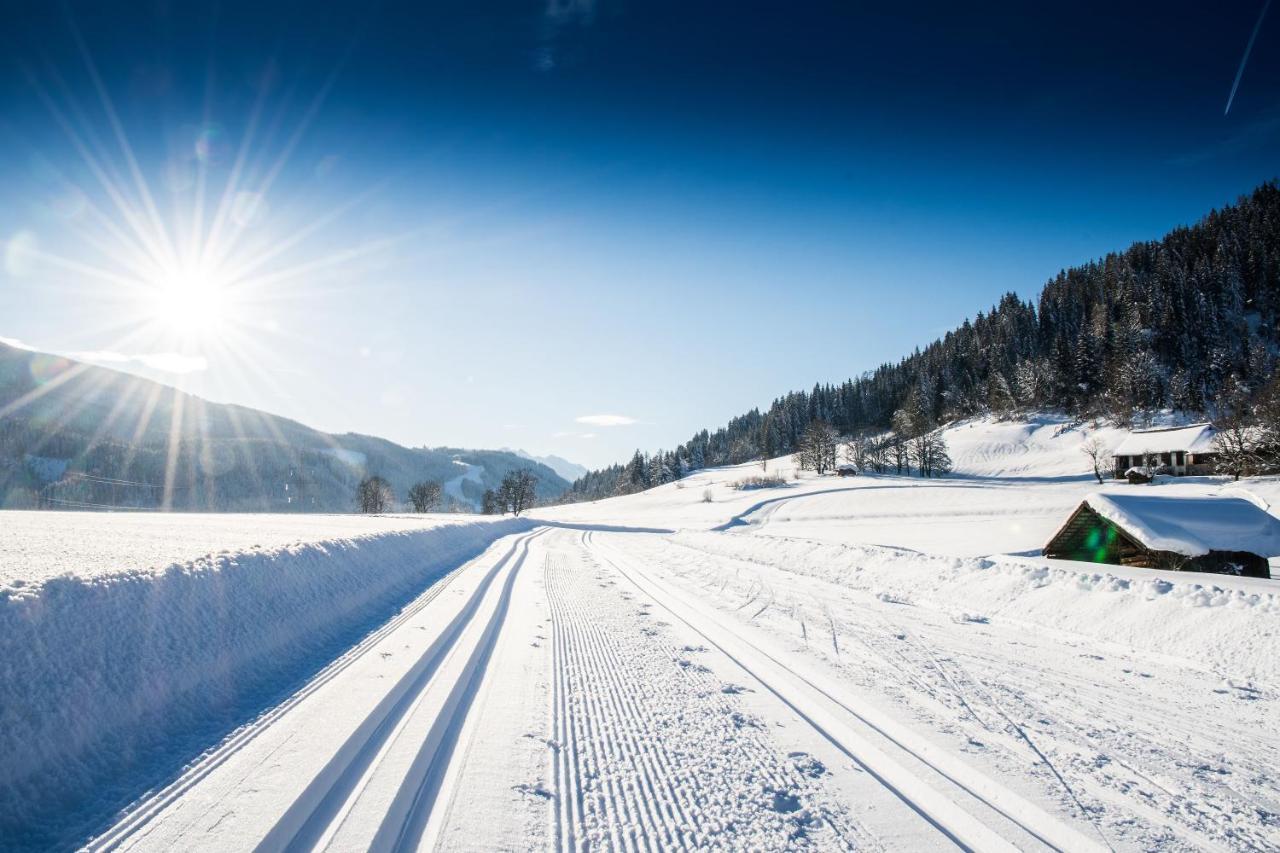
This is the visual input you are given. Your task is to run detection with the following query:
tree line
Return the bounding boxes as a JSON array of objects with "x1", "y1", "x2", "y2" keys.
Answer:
[
  {"x1": 356, "y1": 468, "x2": 542, "y2": 515},
  {"x1": 565, "y1": 180, "x2": 1280, "y2": 501}
]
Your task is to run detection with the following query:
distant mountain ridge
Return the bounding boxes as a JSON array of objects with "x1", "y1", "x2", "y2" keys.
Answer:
[
  {"x1": 0, "y1": 343, "x2": 569, "y2": 511},
  {"x1": 504, "y1": 448, "x2": 588, "y2": 483}
]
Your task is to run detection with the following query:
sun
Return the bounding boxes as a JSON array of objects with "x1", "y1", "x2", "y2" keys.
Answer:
[{"x1": 150, "y1": 264, "x2": 229, "y2": 335}]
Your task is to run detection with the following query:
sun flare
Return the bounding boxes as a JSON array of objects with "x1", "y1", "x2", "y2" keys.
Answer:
[{"x1": 150, "y1": 264, "x2": 229, "y2": 335}]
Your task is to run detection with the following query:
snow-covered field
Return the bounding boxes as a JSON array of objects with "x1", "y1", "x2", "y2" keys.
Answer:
[{"x1": 3, "y1": 415, "x2": 1278, "y2": 850}]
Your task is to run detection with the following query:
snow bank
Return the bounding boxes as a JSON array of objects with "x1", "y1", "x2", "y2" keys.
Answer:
[
  {"x1": 671, "y1": 531, "x2": 1280, "y2": 686},
  {"x1": 0, "y1": 517, "x2": 530, "y2": 849}
]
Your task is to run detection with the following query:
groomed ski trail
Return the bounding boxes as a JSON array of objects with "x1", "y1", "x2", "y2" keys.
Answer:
[{"x1": 583, "y1": 531, "x2": 1108, "y2": 853}]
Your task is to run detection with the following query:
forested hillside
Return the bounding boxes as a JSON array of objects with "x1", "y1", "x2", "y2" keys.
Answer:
[
  {"x1": 567, "y1": 181, "x2": 1280, "y2": 500},
  {"x1": 0, "y1": 346, "x2": 568, "y2": 511}
]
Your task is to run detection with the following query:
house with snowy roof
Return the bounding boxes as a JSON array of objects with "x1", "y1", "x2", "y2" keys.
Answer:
[
  {"x1": 1111, "y1": 423, "x2": 1217, "y2": 479},
  {"x1": 1043, "y1": 492, "x2": 1280, "y2": 578}
]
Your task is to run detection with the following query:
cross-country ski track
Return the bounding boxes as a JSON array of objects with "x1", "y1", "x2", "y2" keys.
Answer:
[{"x1": 72, "y1": 502, "x2": 1278, "y2": 851}]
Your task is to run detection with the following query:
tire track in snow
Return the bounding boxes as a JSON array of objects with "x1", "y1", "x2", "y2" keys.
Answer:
[
  {"x1": 548, "y1": 531, "x2": 861, "y2": 851},
  {"x1": 587, "y1": 532, "x2": 1107, "y2": 853},
  {"x1": 250, "y1": 527, "x2": 546, "y2": 852}
]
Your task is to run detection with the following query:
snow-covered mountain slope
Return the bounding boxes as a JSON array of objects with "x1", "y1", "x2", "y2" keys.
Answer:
[
  {"x1": 0, "y1": 341, "x2": 570, "y2": 511},
  {"x1": 505, "y1": 448, "x2": 589, "y2": 483},
  {"x1": 6, "y1": 415, "x2": 1279, "y2": 851}
]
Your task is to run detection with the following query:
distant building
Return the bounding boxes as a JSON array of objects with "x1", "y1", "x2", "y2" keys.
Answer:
[
  {"x1": 1111, "y1": 423, "x2": 1217, "y2": 479},
  {"x1": 836, "y1": 464, "x2": 858, "y2": 477},
  {"x1": 1043, "y1": 492, "x2": 1280, "y2": 579}
]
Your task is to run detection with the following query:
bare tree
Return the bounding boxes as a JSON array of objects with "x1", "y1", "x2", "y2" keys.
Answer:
[
  {"x1": 357, "y1": 475, "x2": 394, "y2": 513},
  {"x1": 843, "y1": 432, "x2": 871, "y2": 471},
  {"x1": 407, "y1": 480, "x2": 442, "y2": 513},
  {"x1": 911, "y1": 430, "x2": 952, "y2": 477},
  {"x1": 1080, "y1": 435, "x2": 1109, "y2": 484},
  {"x1": 499, "y1": 468, "x2": 539, "y2": 516},
  {"x1": 1212, "y1": 382, "x2": 1260, "y2": 481},
  {"x1": 796, "y1": 420, "x2": 838, "y2": 474},
  {"x1": 864, "y1": 437, "x2": 889, "y2": 474}
]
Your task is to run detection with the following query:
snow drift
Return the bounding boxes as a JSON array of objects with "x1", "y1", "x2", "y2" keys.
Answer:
[
  {"x1": 671, "y1": 531, "x2": 1280, "y2": 686},
  {"x1": 0, "y1": 517, "x2": 530, "y2": 849}
]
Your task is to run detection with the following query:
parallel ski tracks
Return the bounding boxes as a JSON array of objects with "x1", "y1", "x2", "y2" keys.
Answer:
[
  {"x1": 548, "y1": 532, "x2": 863, "y2": 852},
  {"x1": 258, "y1": 527, "x2": 546, "y2": 853},
  {"x1": 585, "y1": 531, "x2": 1107, "y2": 853},
  {"x1": 92, "y1": 527, "x2": 545, "y2": 853}
]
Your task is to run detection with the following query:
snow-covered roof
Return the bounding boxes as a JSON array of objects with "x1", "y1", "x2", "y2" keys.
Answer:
[
  {"x1": 1112, "y1": 423, "x2": 1216, "y2": 456},
  {"x1": 1074, "y1": 491, "x2": 1280, "y2": 558}
]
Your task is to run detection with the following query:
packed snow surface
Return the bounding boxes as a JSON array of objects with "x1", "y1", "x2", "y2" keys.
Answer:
[
  {"x1": 4, "y1": 414, "x2": 1279, "y2": 851},
  {"x1": 1080, "y1": 491, "x2": 1280, "y2": 557}
]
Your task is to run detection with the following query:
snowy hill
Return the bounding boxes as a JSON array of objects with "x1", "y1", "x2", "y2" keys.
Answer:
[{"x1": 0, "y1": 341, "x2": 569, "y2": 510}]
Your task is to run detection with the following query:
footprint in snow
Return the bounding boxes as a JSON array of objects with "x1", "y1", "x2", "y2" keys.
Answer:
[
  {"x1": 788, "y1": 752, "x2": 827, "y2": 778},
  {"x1": 766, "y1": 788, "x2": 803, "y2": 813},
  {"x1": 512, "y1": 783, "x2": 554, "y2": 800}
]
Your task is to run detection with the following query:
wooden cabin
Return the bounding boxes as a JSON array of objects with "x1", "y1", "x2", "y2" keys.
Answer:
[
  {"x1": 1112, "y1": 423, "x2": 1218, "y2": 479},
  {"x1": 836, "y1": 464, "x2": 858, "y2": 477},
  {"x1": 1043, "y1": 492, "x2": 1280, "y2": 579}
]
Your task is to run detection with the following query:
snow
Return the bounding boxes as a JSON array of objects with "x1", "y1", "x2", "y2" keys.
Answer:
[
  {"x1": 442, "y1": 457, "x2": 484, "y2": 504},
  {"x1": 0, "y1": 514, "x2": 530, "y2": 850},
  {"x1": 1078, "y1": 491, "x2": 1280, "y2": 557},
  {"x1": 1112, "y1": 422, "x2": 1216, "y2": 456},
  {"x1": 0, "y1": 511, "x2": 488, "y2": 589},
  {"x1": 6, "y1": 414, "x2": 1280, "y2": 851}
]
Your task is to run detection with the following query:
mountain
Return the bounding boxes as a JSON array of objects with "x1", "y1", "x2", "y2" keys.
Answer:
[
  {"x1": 0, "y1": 344, "x2": 569, "y2": 511},
  {"x1": 567, "y1": 180, "x2": 1280, "y2": 500},
  {"x1": 505, "y1": 448, "x2": 588, "y2": 483}
]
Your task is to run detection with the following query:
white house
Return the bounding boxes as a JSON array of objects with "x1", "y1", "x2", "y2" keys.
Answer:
[{"x1": 1111, "y1": 423, "x2": 1218, "y2": 479}]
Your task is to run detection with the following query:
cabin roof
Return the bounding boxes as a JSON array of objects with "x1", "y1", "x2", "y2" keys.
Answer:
[
  {"x1": 1056, "y1": 491, "x2": 1280, "y2": 558},
  {"x1": 1112, "y1": 423, "x2": 1215, "y2": 456}
]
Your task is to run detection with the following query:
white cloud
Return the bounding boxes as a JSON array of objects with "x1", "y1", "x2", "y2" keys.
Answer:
[
  {"x1": 575, "y1": 414, "x2": 636, "y2": 427},
  {"x1": 69, "y1": 350, "x2": 208, "y2": 374},
  {"x1": 0, "y1": 336, "x2": 35, "y2": 351},
  {"x1": 137, "y1": 353, "x2": 208, "y2": 374},
  {"x1": 1, "y1": 337, "x2": 207, "y2": 374}
]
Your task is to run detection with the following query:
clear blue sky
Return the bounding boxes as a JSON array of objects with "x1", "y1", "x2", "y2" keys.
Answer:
[{"x1": 0, "y1": 1, "x2": 1277, "y2": 468}]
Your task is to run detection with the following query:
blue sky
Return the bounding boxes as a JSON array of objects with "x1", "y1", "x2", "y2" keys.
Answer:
[{"x1": 1, "y1": 1, "x2": 1278, "y2": 468}]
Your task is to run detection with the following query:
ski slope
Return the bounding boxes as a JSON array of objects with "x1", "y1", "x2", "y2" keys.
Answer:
[{"x1": 4, "y1": 416, "x2": 1278, "y2": 850}]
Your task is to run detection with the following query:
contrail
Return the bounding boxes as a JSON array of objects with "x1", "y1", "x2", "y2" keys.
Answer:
[{"x1": 1226, "y1": 0, "x2": 1272, "y2": 115}]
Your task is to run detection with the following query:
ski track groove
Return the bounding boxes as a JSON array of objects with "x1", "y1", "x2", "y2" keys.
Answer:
[
  {"x1": 248, "y1": 529, "x2": 545, "y2": 852},
  {"x1": 370, "y1": 528, "x2": 541, "y2": 852},
  {"x1": 668, "y1": 532, "x2": 1277, "y2": 851},
  {"x1": 586, "y1": 531, "x2": 1110, "y2": 853},
  {"x1": 87, "y1": 540, "x2": 492, "y2": 853},
  {"x1": 548, "y1": 530, "x2": 862, "y2": 852}
]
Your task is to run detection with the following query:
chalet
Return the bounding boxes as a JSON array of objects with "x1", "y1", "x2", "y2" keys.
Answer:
[
  {"x1": 836, "y1": 463, "x2": 858, "y2": 477},
  {"x1": 1111, "y1": 423, "x2": 1217, "y2": 479},
  {"x1": 1043, "y1": 492, "x2": 1280, "y2": 579}
]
